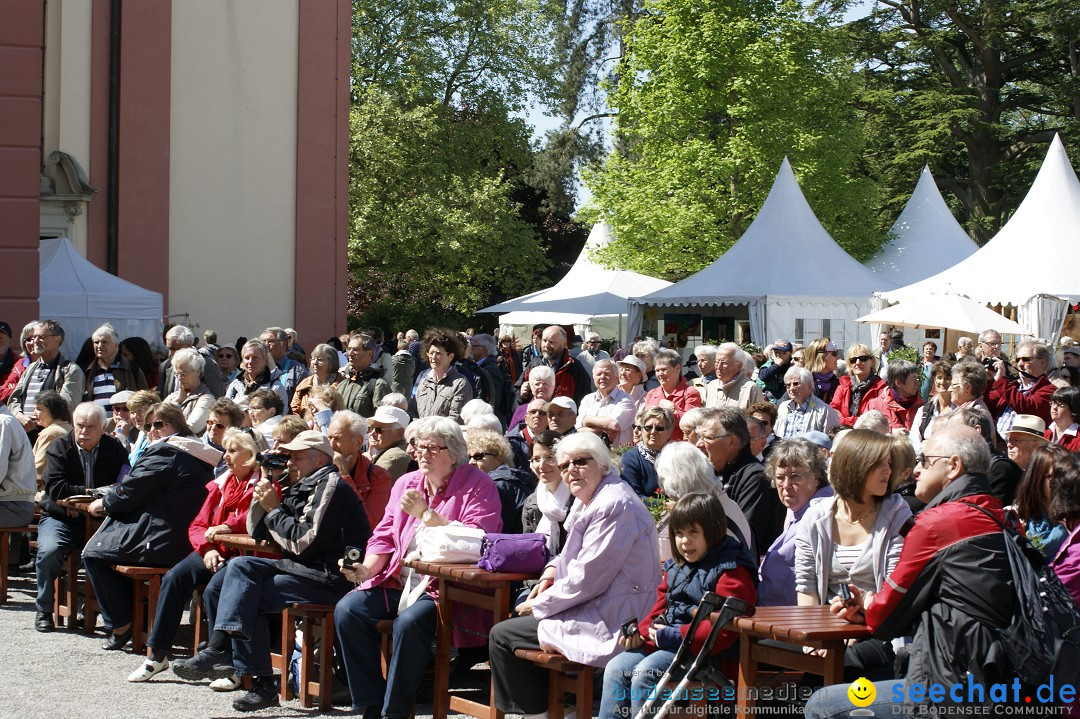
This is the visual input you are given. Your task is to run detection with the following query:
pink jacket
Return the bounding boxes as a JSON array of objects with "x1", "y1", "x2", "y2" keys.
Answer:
[{"x1": 532, "y1": 472, "x2": 661, "y2": 667}]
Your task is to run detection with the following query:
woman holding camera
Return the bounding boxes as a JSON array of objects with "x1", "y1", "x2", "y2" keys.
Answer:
[
  {"x1": 334, "y1": 416, "x2": 502, "y2": 718},
  {"x1": 125, "y1": 428, "x2": 278, "y2": 683}
]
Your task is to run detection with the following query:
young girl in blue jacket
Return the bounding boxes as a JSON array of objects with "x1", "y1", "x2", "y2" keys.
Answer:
[{"x1": 598, "y1": 492, "x2": 757, "y2": 719}]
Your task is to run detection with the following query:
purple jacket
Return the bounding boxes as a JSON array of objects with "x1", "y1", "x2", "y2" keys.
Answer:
[
  {"x1": 1052, "y1": 523, "x2": 1080, "y2": 607},
  {"x1": 532, "y1": 472, "x2": 661, "y2": 667},
  {"x1": 757, "y1": 485, "x2": 833, "y2": 606}
]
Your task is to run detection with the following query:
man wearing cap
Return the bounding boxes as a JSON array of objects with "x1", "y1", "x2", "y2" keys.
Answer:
[
  {"x1": 704, "y1": 343, "x2": 765, "y2": 410},
  {"x1": 757, "y1": 340, "x2": 794, "y2": 402},
  {"x1": 338, "y1": 333, "x2": 391, "y2": 418},
  {"x1": 644, "y1": 349, "x2": 702, "y2": 441},
  {"x1": 108, "y1": 390, "x2": 137, "y2": 447},
  {"x1": 577, "y1": 332, "x2": 610, "y2": 380},
  {"x1": 367, "y1": 405, "x2": 413, "y2": 481},
  {"x1": 0, "y1": 321, "x2": 16, "y2": 387},
  {"x1": 328, "y1": 410, "x2": 392, "y2": 528},
  {"x1": 1004, "y1": 415, "x2": 1048, "y2": 471},
  {"x1": 81, "y1": 323, "x2": 148, "y2": 409},
  {"x1": 173, "y1": 429, "x2": 371, "y2": 712},
  {"x1": 578, "y1": 359, "x2": 636, "y2": 446},
  {"x1": 546, "y1": 396, "x2": 578, "y2": 436}
]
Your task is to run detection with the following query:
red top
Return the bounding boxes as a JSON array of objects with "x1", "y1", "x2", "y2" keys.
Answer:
[
  {"x1": 644, "y1": 377, "x2": 704, "y2": 441},
  {"x1": 830, "y1": 374, "x2": 886, "y2": 426},
  {"x1": 188, "y1": 469, "x2": 279, "y2": 556},
  {"x1": 344, "y1": 454, "x2": 393, "y2": 530}
]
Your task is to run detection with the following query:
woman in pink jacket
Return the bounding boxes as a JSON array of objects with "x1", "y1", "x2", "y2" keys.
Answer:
[
  {"x1": 488, "y1": 432, "x2": 661, "y2": 718},
  {"x1": 335, "y1": 416, "x2": 503, "y2": 719}
]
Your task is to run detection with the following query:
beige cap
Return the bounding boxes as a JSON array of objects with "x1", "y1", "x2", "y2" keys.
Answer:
[{"x1": 278, "y1": 429, "x2": 334, "y2": 458}]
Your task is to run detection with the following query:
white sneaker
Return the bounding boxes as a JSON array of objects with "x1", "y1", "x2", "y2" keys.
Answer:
[
  {"x1": 128, "y1": 657, "x2": 170, "y2": 682},
  {"x1": 209, "y1": 674, "x2": 241, "y2": 692}
]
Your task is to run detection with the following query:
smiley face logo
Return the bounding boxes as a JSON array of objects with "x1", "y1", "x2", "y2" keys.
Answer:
[{"x1": 848, "y1": 677, "x2": 876, "y2": 707}]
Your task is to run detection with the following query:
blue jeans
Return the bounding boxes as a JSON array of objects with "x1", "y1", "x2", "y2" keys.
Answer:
[
  {"x1": 146, "y1": 551, "x2": 212, "y2": 654},
  {"x1": 334, "y1": 586, "x2": 437, "y2": 718},
  {"x1": 804, "y1": 680, "x2": 902, "y2": 718},
  {"x1": 34, "y1": 515, "x2": 85, "y2": 614},
  {"x1": 598, "y1": 648, "x2": 678, "y2": 719},
  {"x1": 209, "y1": 556, "x2": 348, "y2": 677},
  {"x1": 83, "y1": 556, "x2": 134, "y2": 630}
]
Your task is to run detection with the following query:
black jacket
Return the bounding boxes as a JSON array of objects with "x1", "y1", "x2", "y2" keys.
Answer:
[
  {"x1": 82, "y1": 437, "x2": 215, "y2": 566},
  {"x1": 81, "y1": 354, "x2": 148, "y2": 403},
  {"x1": 489, "y1": 464, "x2": 536, "y2": 535},
  {"x1": 40, "y1": 432, "x2": 130, "y2": 521},
  {"x1": 719, "y1": 446, "x2": 784, "y2": 556}
]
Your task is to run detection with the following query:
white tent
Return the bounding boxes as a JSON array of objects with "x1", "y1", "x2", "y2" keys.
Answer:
[
  {"x1": 856, "y1": 293, "x2": 1031, "y2": 335},
  {"x1": 865, "y1": 165, "x2": 978, "y2": 284},
  {"x1": 627, "y1": 158, "x2": 895, "y2": 347},
  {"x1": 39, "y1": 237, "x2": 163, "y2": 356},
  {"x1": 480, "y1": 222, "x2": 672, "y2": 342},
  {"x1": 880, "y1": 135, "x2": 1080, "y2": 341}
]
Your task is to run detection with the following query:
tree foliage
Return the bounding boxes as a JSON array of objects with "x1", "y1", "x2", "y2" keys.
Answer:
[{"x1": 583, "y1": 0, "x2": 884, "y2": 281}]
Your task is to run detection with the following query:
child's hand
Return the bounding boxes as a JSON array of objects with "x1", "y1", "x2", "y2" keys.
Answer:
[{"x1": 618, "y1": 632, "x2": 644, "y2": 650}]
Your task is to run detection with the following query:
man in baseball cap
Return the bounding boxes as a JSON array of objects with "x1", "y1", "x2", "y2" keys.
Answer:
[{"x1": 545, "y1": 396, "x2": 578, "y2": 435}]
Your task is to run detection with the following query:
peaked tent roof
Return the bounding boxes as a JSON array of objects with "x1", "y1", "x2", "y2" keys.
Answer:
[
  {"x1": 633, "y1": 158, "x2": 895, "y2": 306},
  {"x1": 480, "y1": 222, "x2": 671, "y2": 319},
  {"x1": 865, "y1": 166, "x2": 978, "y2": 284},
  {"x1": 881, "y1": 134, "x2": 1080, "y2": 305}
]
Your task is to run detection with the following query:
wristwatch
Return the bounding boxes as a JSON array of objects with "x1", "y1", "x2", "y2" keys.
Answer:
[{"x1": 421, "y1": 508, "x2": 434, "y2": 525}]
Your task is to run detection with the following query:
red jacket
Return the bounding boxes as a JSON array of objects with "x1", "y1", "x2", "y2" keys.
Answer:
[
  {"x1": 986, "y1": 374, "x2": 1055, "y2": 424},
  {"x1": 865, "y1": 387, "x2": 923, "y2": 430},
  {"x1": 521, "y1": 349, "x2": 592, "y2": 405},
  {"x1": 830, "y1": 374, "x2": 886, "y2": 426},
  {"x1": 644, "y1": 378, "x2": 703, "y2": 441},
  {"x1": 1046, "y1": 426, "x2": 1080, "y2": 452},
  {"x1": 345, "y1": 454, "x2": 393, "y2": 530},
  {"x1": 188, "y1": 469, "x2": 277, "y2": 557}
]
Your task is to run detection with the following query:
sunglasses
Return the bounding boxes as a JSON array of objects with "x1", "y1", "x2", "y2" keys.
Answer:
[
  {"x1": 638, "y1": 424, "x2": 667, "y2": 433},
  {"x1": 368, "y1": 426, "x2": 388, "y2": 434},
  {"x1": 151, "y1": 420, "x2": 169, "y2": 430},
  {"x1": 557, "y1": 457, "x2": 593, "y2": 472},
  {"x1": 205, "y1": 421, "x2": 223, "y2": 431},
  {"x1": 792, "y1": 355, "x2": 804, "y2": 362},
  {"x1": 850, "y1": 355, "x2": 872, "y2": 363},
  {"x1": 469, "y1": 451, "x2": 497, "y2": 462}
]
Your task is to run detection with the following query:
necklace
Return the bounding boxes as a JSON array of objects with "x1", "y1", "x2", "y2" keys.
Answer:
[{"x1": 839, "y1": 502, "x2": 877, "y2": 525}]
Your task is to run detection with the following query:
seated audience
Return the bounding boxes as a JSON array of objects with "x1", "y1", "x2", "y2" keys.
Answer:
[
  {"x1": 704, "y1": 343, "x2": 765, "y2": 409},
  {"x1": 616, "y1": 356, "x2": 648, "y2": 407},
  {"x1": 7, "y1": 319, "x2": 85, "y2": 431},
  {"x1": 225, "y1": 339, "x2": 287, "y2": 410},
  {"x1": 467, "y1": 429, "x2": 535, "y2": 534},
  {"x1": 82, "y1": 323, "x2": 148, "y2": 408},
  {"x1": 290, "y1": 342, "x2": 341, "y2": 416},
  {"x1": 412, "y1": 328, "x2": 473, "y2": 422},
  {"x1": 621, "y1": 406, "x2": 675, "y2": 497},
  {"x1": 643, "y1": 349, "x2": 702, "y2": 441},
  {"x1": 123, "y1": 389, "x2": 161, "y2": 464},
  {"x1": 214, "y1": 343, "x2": 241, "y2": 388},
  {"x1": 164, "y1": 347, "x2": 215, "y2": 435},
  {"x1": 1005, "y1": 414, "x2": 1049, "y2": 471},
  {"x1": 30, "y1": 390, "x2": 72, "y2": 485},
  {"x1": 327, "y1": 410, "x2": 392, "y2": 529},
  {"x1": 521, "y1": 431, "x2": 573, "y2": 557},
  {"x1": 508, "y1": 365, "x2": 555, "y2": 430},
  {"x1": 160, "y1": 325, "x2": 225, "y2": 398},
  {"x1": 337, "y1": 333, "x2": 391, "y2": 418},
  {"x1": 546, "y1": 396, "x2": 578, "y2": 436},
  {"x1": 577, "y1": 359, "x2": 636, "y2": 447},
  {"x1": 366, "y1": 405, "x2": 413, "y2": 481}
]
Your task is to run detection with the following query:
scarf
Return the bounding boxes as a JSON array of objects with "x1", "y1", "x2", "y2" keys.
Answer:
[
  {"x1": 637, "y1": 441, "x2": 661, "y2": 464},
  {"x1": 214, "y1": 467, "x2": 262, "y2": 526},
  {"x1": 243, "y1": 365, "x2": 273, "y2": 395},
  {"x1": 849, "y1": 376, "x2": 875, "y2": 416},
  {"x1": 536, "y1": 481, "x2": 573, "y2": 556},
  {"x1": 890, "y1": 386, "x2": 922, "y2": 410},
  {"x1": 813, "y1": 371, "x2": 837, "y2": 399}
]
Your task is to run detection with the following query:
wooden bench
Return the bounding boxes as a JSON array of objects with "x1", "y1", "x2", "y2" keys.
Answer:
[
  {"x1": 513, "y1": 649, "x2": 594, "y2": 719},
  {"x1": 113, "y1": 565, "x2": 168, "y2": 653},
  {"x1": 0, "y1": 524, "x2": 37, "y2": 603},
  {"x1": 54, "y1": 550, "x2": 99, "y2": 631}
]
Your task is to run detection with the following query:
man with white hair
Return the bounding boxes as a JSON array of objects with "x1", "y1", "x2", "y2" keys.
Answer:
[
  {"x1": 159, "y1": 325, "x2": 224, "y2": 398},
  {"x1": 0, "y1": 401, "x2": 35, "y2": 530},
  {"x1": 704, "y1": 342, "x2": 765, "y2": 409},
  {"x1": 774, "y1": 366, "x2": 840, "y2": 439},
  {"x1": 576, "y1": 332, "x2": 610, "y2": 380},
  {"x1": 956, "y1": 336, "x2": 975, "y2": 360},
  {"x1": 82, "y1": 323, "x2": 148, "y2": 408},
  {"x1": 632, "y1": 338, "x2": 661, "y2": 391},
  {"x1": 328, "y1": 411, "x2": 392, "y2": 528},
  {"x1": 578, "y1": 359, "x2": 636, "y2": 446},
  {"x1": 986, "y1": 339, "x2": 1055, "y2": 439}
]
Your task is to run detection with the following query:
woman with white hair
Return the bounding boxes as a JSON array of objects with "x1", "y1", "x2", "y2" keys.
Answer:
[
  {"x1": 335, "y1": 416, "x2": 502, "y2": 718},
  {"x1": 507, "y1": 364, "x2": 555, "y2": 429},
  {"x1": 654, "y1": 441, "x2": 753, "y2": 560},
  {"x1": 165, "y1": 347, "x2": 215, "y2": 435},
  {"x1": 488, "y1": 432, "x2": 660, "y2": 719}
]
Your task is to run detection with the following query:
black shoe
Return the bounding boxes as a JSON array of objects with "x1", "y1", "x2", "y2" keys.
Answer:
[
  {"x1": 102, "y1": 627, "x2": 132, "y2": 650},
  {"x1": 171, "y1": 647, "x2": 235, "y2": 681},
  {"x1": 232, "y1": 679, "x2": 279, "y2": 712},
  {"x1": 34, "y1": 611, "x2": 55, "y2": 633}
]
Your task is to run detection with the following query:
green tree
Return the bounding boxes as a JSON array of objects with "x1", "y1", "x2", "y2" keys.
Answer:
[{"x1": 583, "y1": 0, "x2": 883, "y2": 280}]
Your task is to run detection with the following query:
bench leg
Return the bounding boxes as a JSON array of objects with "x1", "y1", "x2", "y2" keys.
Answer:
[{"x1": 131, "y1": 580, "x2": 147, "y2": 654}]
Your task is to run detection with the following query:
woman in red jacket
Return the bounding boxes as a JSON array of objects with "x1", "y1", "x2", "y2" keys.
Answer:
[
  {"x1": 830, "y1": 343, "x2": 885, "y2": 426},
  {"x1": 1047, "y1": 386, "x2": 1080, "y2": 452},
  {"x1": 126, "y1": 427, "x2": 278, "y2": 683}
]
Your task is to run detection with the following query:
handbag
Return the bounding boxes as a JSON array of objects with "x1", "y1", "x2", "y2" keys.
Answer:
[
  {"x1": 477, "y1": 533, "x2": 550, "y2": 573},
  {"x1": 410, "y1": 522, "x2": 486, "y2": 564}
]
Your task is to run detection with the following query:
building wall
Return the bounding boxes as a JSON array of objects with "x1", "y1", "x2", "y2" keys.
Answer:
[{"x1": 168, "y1": 0, "x2": 299, "y2": 343}]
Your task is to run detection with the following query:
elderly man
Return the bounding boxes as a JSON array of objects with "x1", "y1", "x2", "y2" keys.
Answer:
[
  {"x1": 977, "y1": 328, "x2": 1003, "y2": 362},
  {"x1": 876, "y1": 330, "x2": 894, "y2": 379},
  {"x1": 695, "y1": 407, "x2": 783, "y2": 555},
  {"x1": 516, "y1": 325, "x2": 592, "y2": 405},
  {"x1": 644, "y1": 348, "x2": 702, "y2": 441},
  {"x1": 704, "y1": 342, "x2": 765, "y2": 410},
  {"x1": 756, "y1": 340, "x2": 794, "y2": 402},
  {"x1": 577, "y1": 359, "x2": 636, "y2": 446},
  {"x1": 173, "y1": 430, "x2": 370, "y2": 712},
  {"x1": 33, "y1": 402, "x2": 128, "y2": 632},
  {"x1": 506, "y1": 397, "x2": 549, "y2": 470},
  {"x1": 576, "y1": 332, "x2": 610, "y2": 379},
  {"x1": 804, "y1": 428, "x2": 1018, "y2": 717},
  {"x1": 159, "y1": 325, "x2": 224, "y2": 398},
  {"x1": 546, "y1": 396, "x2": 578, "y2": 436},
  {"x1": 986, "y1": 340, "x2": 1056, "y2": 440},
  {"x1": 337, "y1": 333, "x2": 391, "y2": 418},
  {"x1": 328, "y1": 410, "x2": 392, "y2": 528},
  {"x1": 7, "y1": 321, "x2": 85, "y2": 433},
  {"x1": 0, "y1": 400, "x2": 35, "y2": 529},
  {"x1": 366, "y1": 405, "x2": 413, "y2": 480},
  {"x1": 260, "y1": 327, "x2": 310, "y2": 406},
  {"x1": 774, "y1": 366, "x2": 840, "y2": 439},
  {"x1": 956, "y1": 336, "x2": 975, "y2": 360},
  {"x1": 82, "y1": 324, "x2": 148, "y2": 408},
  {"x1": 1003, "y1": 415, "x2": 1048, "y2": 471}
]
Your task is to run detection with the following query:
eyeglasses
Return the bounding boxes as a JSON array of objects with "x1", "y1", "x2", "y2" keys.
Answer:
[
  {"x1": 247, "y1": 406, "x2": 266, "y2": 413},
  {"x1": 638, "y1": 424, "x2": 668, "y2": 434},
  {"x1": 530, "y1": 455, "x2": 556, "y2": 465},
  {"x1": 774, "y1": 472, "x2": 811, "y2": 486},
  {"x1": 151, "y1": 420, "x2": 169, "y2": 430},
  {"x1": 205, "y1": 421, "x2": 223, "y2": 431},
  {"x1": 469, "y1": 451, "x2": 497, "y2": 462},
  {"x1": 981, "y1": 340, "x2": 1002, "y2": 346},
  {"x1": 415, "y1": 444, "x2": 447, "y2": 455},
  {"x1": 557, "y1": 456, "x2": 593, "y2": 472},
  {"x1": 1016, "y1": 356, "x2": 1036, "y2": 363},
  {"x1": 850, "y1": 355, "x2": 872, "y2": 363},
  {"x1": 526, "y1": 409, "x2": 548, "y2": 416},
  {"x1": 368, "y1": 426, "x2": 388, "y2": 435},
  {"x1": 30, "y1": 334, "x2": 58, "y2": 342},
  {"x1": 697, "y1": 433, "x2": 730, "y2": 443},
  {"x1": 826, "y1": 350, "x2": 839, "y2": 357},
  {"x1": 792, "y1": 355, "x2": 804, "y2": 362},
  {"x1": 916, "y1": 454, "x2": 948, "y2": 468}
]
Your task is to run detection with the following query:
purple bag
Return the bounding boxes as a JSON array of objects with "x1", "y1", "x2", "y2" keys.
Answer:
[{"x1": 477, "y1": 533, "x2": 550, "y2": 573}]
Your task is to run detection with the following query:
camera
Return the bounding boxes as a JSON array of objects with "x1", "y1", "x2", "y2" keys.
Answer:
[
  {"x1": 981, "y1": 356, "x2": 997, "y2": 370},
  {"x1": 620, "y1": 617, "x2": 639, "y2": 640},
  {"x1": 342, "y1": 546, "x2": 363, "y2": 568},
  {"x1": 256, "y1": 452, "x2": 289, "y2": 470}
]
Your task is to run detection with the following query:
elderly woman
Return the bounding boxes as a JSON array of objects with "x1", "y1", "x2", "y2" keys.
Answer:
[
  {"x1": 290, "y1": 343, "x2": 340, "y2": 416},
  {"x1": 775, "y1": 367, "x2": 841, "y2": 439},
  {"x1": 795, "y1": 429, "x2": 910, "y2": 679},
  {"x1": 643, "y1": 349, "x2": 702, "y2": 441},
  {"x1": 164, "y1": 347, "x2": 215, "y2": 435},
  {"x1": 804, "y1": 338, "x2": 841, "y2": 403},
  {"x1": 215, "y1": 344, "x2": 241, "y2": 387},
  {"x1": 412, "y1": 328, "x2": 473, "y2": 423},
  {"x1": 830, "y1": 343, "x2": 885, "y2": 427},
  {"x1": 246, "y1": 387, "x2": 285, "y2": 450},
  {"x1": 1014, "y1": 444, "x2": 1071, "y2": 560},
  {"x1": 225, "y1": 339, "x2": 287, "y2": 410},
  {"x1": 126, "y1": 428, "x2": 272, "y2": 683},
  {"x1": 621, "y1": 405, "x2": 675, "y2": 497},
  {"x1": 467, "y1": 429, "x2": 536, "y2": 534},
  {"x1": 757, "y1": 440, "x2": 833, "y2": 606},
  {"x1": 654, "y1": 441, "x2": 753, "y2": 559},
  {"x1": 488, "y1": 432, "x2": 660, "y2": 718},
  {"x1": 521, "y1": 431, "x2": 573, "y2": 557},
  {"x1": 509, "y1": 365, "x2": 555, "y2": 429},
  {"x1": 948, "y1": 359, "x2": 991, "y2": 416},
  {"x1": 335, "y1": 416, "x2": 502, "y2": 718},
  {"x1": 1046, "y1": 386, "x2": 1080, "y2": 451},
  {"x1": 616, "y1": 356, "x2": 648, "y2": 407},
  {"x1": 866, "y1": 359, "x2": 924, "y2": 431},
  {"x1": 909, "y1": 360, "x2": 955, "y2": 454},
  {"x1": 82, "y1": 403, "x2": 217, "y2": 651},
  {"x1": 31, "y1": 390, "x2": 73, "y2": 486}
]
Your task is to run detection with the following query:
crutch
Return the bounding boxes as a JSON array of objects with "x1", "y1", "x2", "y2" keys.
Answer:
[{"x1": 633, "y1": 595, "x2": 755, "y2": 719}]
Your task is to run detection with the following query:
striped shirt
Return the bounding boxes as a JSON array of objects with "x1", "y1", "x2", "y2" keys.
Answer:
[{"x1": 88, "y1": 361, "x2": 120, "y2": 408}]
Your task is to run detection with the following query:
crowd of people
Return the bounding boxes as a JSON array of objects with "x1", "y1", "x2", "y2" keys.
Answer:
[{"x1": 2, "y1": 316, "x2": 1080, "y2": 715}]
